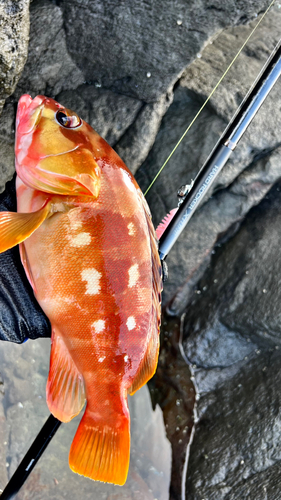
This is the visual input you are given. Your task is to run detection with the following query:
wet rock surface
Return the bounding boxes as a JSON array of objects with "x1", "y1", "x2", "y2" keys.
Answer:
[
  {"x1": 0, "y1": 103, "x2": 16, "y2": 191},
  {"x1": 137, "y1": 7, "x2": 281, "y2": 311},
  {"x1": 0, "y1": 1, "x2": 281, "y2": 499},
  {"x1": 186, "y1": 350, "x2": 281, "y2": 500},
  {"x1": 182, "y1": 181, "x2": 281, "y2": 363},
  {"x1": 13, "y1": 0, "x2": 84, "y2": 100},
  {"x1": 148, "y1": 316, "x2": 196, "y2": 500},
  {"x1": 59, "y1": 0, "x2": 266, "y2": 102},
  {"x1": 0, "y1": 0, "x2": 29, "y2": 113},
  {"x1": 182, "y1": 183, "x2": 281, "y2": 499},
  {"x1": 0, "y1": 375, "x2": 7, "y2": 493}
]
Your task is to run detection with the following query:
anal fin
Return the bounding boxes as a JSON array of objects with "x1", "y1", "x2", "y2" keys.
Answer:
[
  {"x1": 0, "y1": 201, "x2": 51, "y2": 253},
  {"x1": 47, "y1": 329, "x2": 86, "y2": 423}
]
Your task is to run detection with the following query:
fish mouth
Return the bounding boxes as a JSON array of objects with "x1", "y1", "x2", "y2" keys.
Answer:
[{"x1": 16, "y1": 95, "x2": 47, "y2": 134}]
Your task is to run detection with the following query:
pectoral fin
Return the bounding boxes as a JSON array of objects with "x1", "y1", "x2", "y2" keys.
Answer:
[{"x1": 0, "y1": 201, "x2": 51, "y2": 253}]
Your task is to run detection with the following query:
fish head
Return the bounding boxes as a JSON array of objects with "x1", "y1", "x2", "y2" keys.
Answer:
[{"x1": 15, "y1": 95, "x2": 101, "y2": 198}]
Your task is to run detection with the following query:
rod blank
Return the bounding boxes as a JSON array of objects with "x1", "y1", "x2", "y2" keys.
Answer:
[{"x1": 159, "y1": 39, "x2": 281, "y2": 259}]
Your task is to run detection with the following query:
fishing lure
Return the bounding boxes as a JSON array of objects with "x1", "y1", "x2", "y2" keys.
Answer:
[{"x1": 0, "y1": 95, "x2": 162, "y2": 485}]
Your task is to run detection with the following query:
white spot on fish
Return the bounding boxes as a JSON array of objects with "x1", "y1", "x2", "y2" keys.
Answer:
[
  {"x1": 70, "y1": 232, "x2": 91, "y2": 247},
  {"x1": 124, "y1": 355, "x2": 129, "y2": 362},
  {"x1": 127, "y1": 222, "x2": 136, "y2": 236},
  {"x1": 92, "y1": 319, "x2": 105, "y2": 333},
  {"x1": 71, "y1": 220, "x2": 83, "y2": 230},
  {"x1": 81, "y1": 268, "x2": 102, "y2": 295},
  {"x1": 121, "y1": 170, "x2": 135, "y2": 193},
  {"x1": 126, "y1": 316, "x2": 136, "y2": 331},
  {"x1": 98, "y1": 356, "x2": 106, "y2": 363},
  {"x1": 128, "y1": 264, "x2": 140, "y2": 288}
]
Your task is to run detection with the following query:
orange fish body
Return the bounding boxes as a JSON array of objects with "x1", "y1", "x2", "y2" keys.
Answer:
[{"x1": 0, "y1": 95, "x2": 162, "y2": 485}]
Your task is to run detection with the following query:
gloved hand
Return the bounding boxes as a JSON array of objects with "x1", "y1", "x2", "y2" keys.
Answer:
[{"x1": 0, "y1": 175, "x2": 51, "y2": 343}]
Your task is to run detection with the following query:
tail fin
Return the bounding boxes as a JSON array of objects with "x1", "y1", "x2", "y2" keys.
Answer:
[{"x1": 69, "y1": 404, "x2": 130, "y2": 486}]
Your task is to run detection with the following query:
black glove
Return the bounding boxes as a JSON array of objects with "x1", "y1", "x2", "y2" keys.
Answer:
[{"x1": 0, "y1": 175, "x2": 51, "y2": 343}]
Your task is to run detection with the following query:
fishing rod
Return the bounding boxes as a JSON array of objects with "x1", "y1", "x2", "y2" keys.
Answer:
[
  {"x1": 1, "y1": 36, "x2": 281, "y2": 500},
  {"x1": 159, "y1": 38, "x2": 281, "y2": 259}
]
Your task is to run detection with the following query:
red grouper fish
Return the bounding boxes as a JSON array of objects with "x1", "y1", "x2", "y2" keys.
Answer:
[{"x1": 0, "y1": 95, "x2": 162, "y2": 485}]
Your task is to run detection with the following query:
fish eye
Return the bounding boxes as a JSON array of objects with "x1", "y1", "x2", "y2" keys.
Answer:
[{"x1": 55, "y1": 109, "x2": 82, "y2": 128}]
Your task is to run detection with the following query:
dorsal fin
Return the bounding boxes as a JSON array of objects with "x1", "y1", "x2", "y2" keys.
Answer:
[{"x1": 127, "y1": 191, "x2": 162, "y2": 395}]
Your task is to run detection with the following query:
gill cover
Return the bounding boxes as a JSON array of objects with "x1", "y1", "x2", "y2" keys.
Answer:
[{"x1": 15, "y1": 95, "x2": 101, "y2": 198}]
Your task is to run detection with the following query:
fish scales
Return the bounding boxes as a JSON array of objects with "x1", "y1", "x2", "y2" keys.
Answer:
[
  {"x1": 19, "y1": 176, "x2": 155, "y2": 374},
  {"x1": 0, "y1": 95, "x2": 162, "y2": 485}
]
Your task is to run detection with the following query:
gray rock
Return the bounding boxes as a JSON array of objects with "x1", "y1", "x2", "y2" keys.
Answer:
[
  {"x1": 136, "y1": 87, "x2": 223, "y2": 224},
  {"x1": 185, "y1": 351, "x2": 281, "y2": 500},
  {"x1": 166, "y1": 146, "x2": 281, "y2": 314},
  {"x1": 57, "y1": 85, "x2": 142, "y2": 146},
  {"x1": 59, "y1": 0, "x2": 267, "y2": 102},
  {"x1": 115, "y1": 90, "x2": 173, "y2": 174},
  {"x1": 0, "y1": 338, "x2": 50, "y2": 479},
  {"x1": 14, "y1": 0, "x2": 84, "y2": 100},
  {"x1": 181, "y1": 7, "x2": 281, "y2": 123},
  {"x1": 224, "y1": 463, "x2": 281, "y2": 500},
  {"x1": 136, "y1": 7, "x2": 281, "y2": 312},
  {"x1": 183, "y1": 321, "x2": 256, "y2": 369},
  {"x1": 193, "y1": 356, "x2": 256, "y2": 395},
  {"x1": 0, "y1": 0, "x2": 29, "y2": 114},
  {"x1": 178, "y1": 182, "x2": 281, "y2": 498},
  {"x1": 181, "y1": 181, "x2": 281, "y2": 366},
  {"x1": 0, "y1": 102, "x2": 16, "y2": 191},
  {"x1": 180, "y1": 5, "x2": 281, "y2": 191},
  {"x1": 0, "y1": 376, "x2": 8, "y2": 493}
]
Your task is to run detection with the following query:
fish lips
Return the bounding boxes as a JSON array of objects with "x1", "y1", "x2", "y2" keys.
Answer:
[{"x1": 16, "y1": 95, "x2": 46, "y2": 134}]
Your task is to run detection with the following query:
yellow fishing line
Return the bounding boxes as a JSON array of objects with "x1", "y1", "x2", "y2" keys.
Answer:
[{"x1": 144, "y1": 0, "x2": 276, "y2": 197}]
